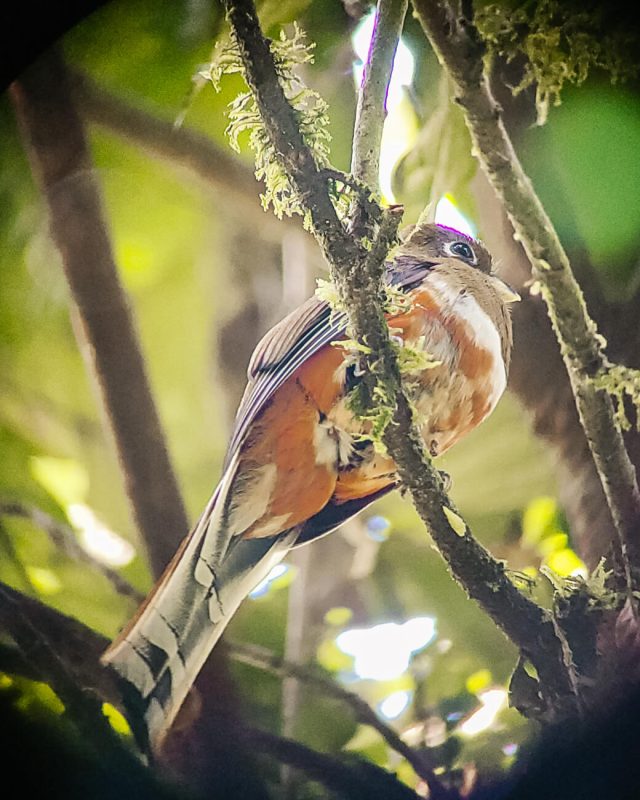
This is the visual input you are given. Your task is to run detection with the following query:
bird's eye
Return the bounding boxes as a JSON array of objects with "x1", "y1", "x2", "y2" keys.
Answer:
[{"x1": 449, "y1": 241, "x2": 475, "y2": 261}]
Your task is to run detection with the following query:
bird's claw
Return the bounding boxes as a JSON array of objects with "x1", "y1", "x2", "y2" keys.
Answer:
[{"x1": 438, "y1": 469, "x2": 452, "y2": 492}]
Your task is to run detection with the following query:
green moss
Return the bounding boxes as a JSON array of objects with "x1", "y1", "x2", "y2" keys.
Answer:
[{"x1": 476, "y1": 0, "x2": 640, "y2": 124}]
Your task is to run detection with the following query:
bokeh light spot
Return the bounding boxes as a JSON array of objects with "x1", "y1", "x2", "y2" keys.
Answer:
[{"x1": 336, "y1": 616, "x2": 436, "y2": 680}]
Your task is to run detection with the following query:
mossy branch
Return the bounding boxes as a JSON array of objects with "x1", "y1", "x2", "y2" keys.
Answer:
[
  {"x1": 412, "y1": 0, "x2": 640, "y2": 593},
  {"x1": 222, "y1": 0, "x2": 579, "y2": 717}
]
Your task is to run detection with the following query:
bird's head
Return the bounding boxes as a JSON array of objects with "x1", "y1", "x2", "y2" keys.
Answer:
[
  {"x1": 394, "y1": 222, "x2": 519, "y2": 368},
  {"x1": 396, "y1": 222, "x2": 520, "y2": 304}
]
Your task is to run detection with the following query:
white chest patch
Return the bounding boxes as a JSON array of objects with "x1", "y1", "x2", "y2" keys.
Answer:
[
  {"x1": 428, "y1": 275, "x2": 506, "y2": 409},
  {"x1": 314, "y1": 417, "x2": 353, "y2": 469}
]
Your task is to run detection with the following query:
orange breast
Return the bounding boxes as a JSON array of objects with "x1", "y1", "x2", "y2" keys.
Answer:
[
  {"x1": 240, "y1": 342, "x2": 347, "y2": 538},
  {"x1": 387, "y1": 284, "x2": 499, "y2": 456}
]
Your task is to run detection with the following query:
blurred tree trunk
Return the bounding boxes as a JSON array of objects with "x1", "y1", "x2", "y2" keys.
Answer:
[{"x1": 10, "y1": 46, "x2": 270, "y2": 800}]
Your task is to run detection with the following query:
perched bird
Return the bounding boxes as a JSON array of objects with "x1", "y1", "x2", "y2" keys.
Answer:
[{"x1": 102, "y1": 223, "x2": 519, "y2": 747}]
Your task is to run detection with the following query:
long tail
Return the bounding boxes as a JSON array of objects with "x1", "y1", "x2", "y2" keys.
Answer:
[{"x1": 101, "y1": 489, "x2": 297, "y2": 748}]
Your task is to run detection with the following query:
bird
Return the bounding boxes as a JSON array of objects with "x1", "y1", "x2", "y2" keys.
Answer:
[{"x1": 102, "y1": 222, "x2": 519, "y2": 749}]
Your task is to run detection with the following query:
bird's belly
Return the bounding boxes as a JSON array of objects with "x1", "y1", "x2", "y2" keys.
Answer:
[{"x1": 413, "y1": 365, "x2": 497, "y2": 456}]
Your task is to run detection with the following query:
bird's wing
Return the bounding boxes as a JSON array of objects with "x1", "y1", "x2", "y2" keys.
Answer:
[
  {"x1": 223, "y1": 294, "x2": 346, "y2": 467},
  {"x1": 223, "y1": 255, "x2": 433, "y2": 467}
]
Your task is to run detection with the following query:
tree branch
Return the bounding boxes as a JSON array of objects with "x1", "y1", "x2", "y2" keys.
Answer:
[
  {"x1": 412, "y1": 0, "x2": 640, "y2": 588},
  {"x1": 9, "y1": 49, "x2": 189, "y2": 579},
  {"x1": 244, "y1": 726, "x2": 424, "y2": 800},
  {"x1": 0, "y1": 581, "x2": 122, "y2": 726},
  {"x1": 223, "y1": 0, "x2": 365, "y2": 268},
  {"x1": 351, "y1": 0, "x2": 409, "y2": 190},
  {"x1": 10, "y1": 51, "x2": 268, "y2": 796},
  {"x1": 222, "y1": 0, "x2": 577, "y2": 714},
  {"x1": 0, "y1": 502, "x2": 144, "y2": 603},
  {"x1": 229, "y1": 640, "x2": 451, "y2": 797},
  {"x1": 69, "y1": 69, "x2": 283, "y2": 231},
  {"x1": 0, "y1": 578, "x2": 445, "y2": 796}
]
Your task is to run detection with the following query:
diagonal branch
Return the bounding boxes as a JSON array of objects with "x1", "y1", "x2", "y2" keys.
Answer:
[
  {"x1": 9, "y1": 49, "x2": 189, "y2": 579},
  {"x1": 412, "y1": 0, "x2": 640, "y2": 589},
  {"x1": 10, "y1": 50, "x2": 268, "y2": 796},
  {"x1": 245, "y1": 726, "x2": 424, "y2": 800},
  {"x1": 222, "y1": 0, "x2": 577, "y2": 713},
  {"x1": 0, "y1": 502, "x2": 144, "y2": 603},
  {"x1": 69, "y1": 69, "x2": 282, "y2": 230},
  {"x1": 229, "y1": 640, "x2": 450, "y2": 797},
  {"x1": 0, "y1": 581, "x2": 122, "y2": 736}
]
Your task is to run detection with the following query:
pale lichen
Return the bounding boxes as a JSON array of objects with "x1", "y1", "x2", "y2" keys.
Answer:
[
  {"x1": 594, "y1": 364, "x2": 640, "y2": 431},
  {"x1": 204, "y1": 25, "x2": 337, "y2": 223},
  {"x1": 443, "y1": 506, "x2": 466, "y2": 536}
]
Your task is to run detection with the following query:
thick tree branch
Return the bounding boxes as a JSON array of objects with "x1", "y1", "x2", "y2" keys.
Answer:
[
  {"x1": 10, "y1": 49, "x2": 189, "y2": 579},
  {"x1": 0, "y1": 582, "x2": 125, "y2": 705},
  {"x1": 412, "y1": 0, "x2": 640, "y2": 586},
  {"x1": 222, "y1": 0, "x2": 577, "y2": 713},
  {"x1": 0, "y1": 581, "x2": 121, "y2": 724},
  {"x1": 10, "y1": 50, "x2": 268, "y2": 796}
]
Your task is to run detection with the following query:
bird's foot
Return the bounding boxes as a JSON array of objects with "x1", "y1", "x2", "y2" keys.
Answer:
[{"x1": 438, "y1": 469, "x2": 452, "y2": 492}]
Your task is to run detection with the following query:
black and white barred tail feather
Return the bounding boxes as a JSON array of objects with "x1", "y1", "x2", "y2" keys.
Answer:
[{"x1": 102, "y1": 508, "x2": 296, "y2": 748}]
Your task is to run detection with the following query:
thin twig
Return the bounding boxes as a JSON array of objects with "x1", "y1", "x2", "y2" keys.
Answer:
[
  {"x1": 412, "y1": 0, "x2": 640, "y2": 593},
  {"x1": 222, "y1": 0, "x2": 577, "y2": 715},
  {"x1": 229, "y1": 641, "x2": 451, "y2": 797},
  {"x1": 10, "y1": 49, "x2": 189, "y2": 579},
  {"x1": 350, "y1": 0, "x2": 409, "y2": 190},
  {"x1": 0, "y1": 502, "x2": 144, "y2": 603}
]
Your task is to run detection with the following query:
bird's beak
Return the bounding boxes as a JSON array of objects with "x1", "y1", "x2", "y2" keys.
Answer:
[{"x1": 491, "y1": 276, "x2": 520, "y2": 304}]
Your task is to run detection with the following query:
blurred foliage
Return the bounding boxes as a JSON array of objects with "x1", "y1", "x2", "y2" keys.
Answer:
[
  {"x1": 393, "y1": 70, "x2": 477, "y2": 225},
  {"x1": 1, "y1": 0, "x2": 639, "y2": 795},
  {"x1": 0, "y1": 672, "x2": 186, "y2": 798},
  {"x1": 520, "y1": 82, "x2": 640, "y2": 292}
]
